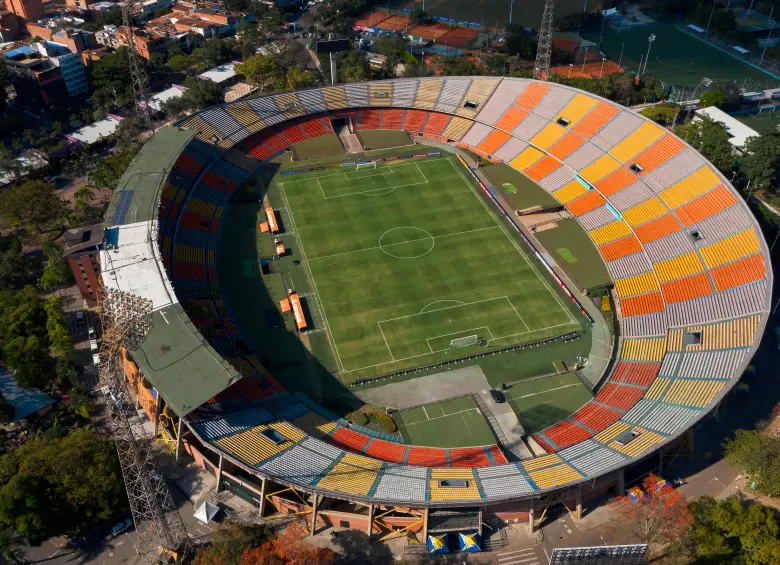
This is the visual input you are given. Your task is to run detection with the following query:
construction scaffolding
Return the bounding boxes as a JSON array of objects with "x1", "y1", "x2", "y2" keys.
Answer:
[
  {"x1": 121, "y1": 0, "x2": 152, "y2": 128},
  {"x1": 99, "y1": 288, "x2": 190, "y2": 564},
  {"x1": 534, "y1": 0, "x2": 555, "y2": 80}
]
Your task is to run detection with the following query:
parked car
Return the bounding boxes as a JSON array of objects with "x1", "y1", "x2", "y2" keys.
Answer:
[
  {"x1": 489, "y1": 389, "x2": 505, "y2": 404},
  {"x1": 92, "y1": 353, "x2": 100, "y2": 366},
  {"x1": 90, "y1": 339, "x2": 98, "y2": 352},
  {"x1": 88, "y1": 326, "x2": 96, "y2": 339},
  {"x1": 111, "y1": 519, "x2": 133, "y2": 536}
]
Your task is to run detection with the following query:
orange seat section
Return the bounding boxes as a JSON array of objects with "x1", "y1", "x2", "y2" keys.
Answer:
[
  {"x1": 660, "y1": 272, "x2": 713, "y2": 303},
  {"x1": 515, "y1": 83, "x2": 551, "y2": 110},
  {"x1": 573, "y1": 101, "x2": 620, "y2": 138},
  {"x1": 599, "y1": 235, "x2": 643, "y2": 261},
  {"x1": 567, "y1": 191, "x2": 607, "y2": 216},
  {"x1": 524, "y1": 155, "x2": 562, "y2": 181},
  {"x1": 548, "y1": 132, "x2": 586, "y2": 160},
  {"x1": 496, "y1": 106, "x2": 529, "y2": 132},
  {"x1": 710, "y1": 253, "x2": 767, "y2": 292},
  {"x1": 675, "y1": 185, "x2": 737, "y2": 227},
  {"x1": 478, "y1": 130, "x2": 512, "y2": 155},
  {"x1": 621, "y1": 291, "x2": 665, "y2": 316},
  {"x1": 634, "y1": 214, "x2": 680, "y2": 244},
  {"x1": 632, "y1": 135, "x2": 686, "y2": 174},
  {"x1": 595, "y1": 167, "x2": 636, "y2": 196}
]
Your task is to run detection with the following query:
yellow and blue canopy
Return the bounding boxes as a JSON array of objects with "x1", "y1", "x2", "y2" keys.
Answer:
[
  {"x1": 427, "y1": 533, "x2": 449, "y2": 554},
  {"x1": 458, "y1": 531, "x2": 481, "y2": 552}
]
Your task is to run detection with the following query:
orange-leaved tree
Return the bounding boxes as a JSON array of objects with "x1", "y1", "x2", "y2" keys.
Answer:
[
  {"x1": 608, "y1": 473, "x2": 692, "y2": 548},
  {"x1": 240, "y1": 522, "x2": 337, "y2": 565}
]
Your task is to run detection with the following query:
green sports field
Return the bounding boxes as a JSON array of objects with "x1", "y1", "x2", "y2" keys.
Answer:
[
  {"x1": 275, "y1": 156, "x2": 581, "y2": 382},
  {"x1": 507, "y1": 373, "x2": 593, "y2": 434},
  {"x1": 396, "y1": 396, "x2": 495, "y2": 448},
  {"x1": 584, "y1": 25, "x2": 780, "y2": 88}
]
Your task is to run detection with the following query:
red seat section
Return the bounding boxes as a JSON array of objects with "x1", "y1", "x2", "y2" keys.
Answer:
[
  {"x1": 488, "y1": 445, "x2": 508, "y2": 465},
  {"x1": 595, "y1": 383, "x2": 646, "y2": 411},
  {"x1": 532, "y1": 433, "x2": 556, "y2": 454},
  {"x1": 610, "y1": 362, "x2": 661, "y2": 387},
  {"x1": 449, "y1": 447, "x2": 491, "y2": 468},
  {"x1": 365, "y1": 439, "x2": 407, "y2": 464},
  {"x1": 541, "y1": 420, "x2": 593, "y2": 450},
  {"x1": 358, "y1": 109, "x2": 381, "y2": 129},
  {"x1": 381, "y1": 109, "x2": 404, "y2": 129},
  {"x1": 279, "y1": 124, "x2": 306, "y2": 145},
  {"x1": 422, "y1": 112, "x2": 451, "y2": 135},
  {"x1": 330, "y1": 427, "x2": 370, "y2": 452},
  {"x1": 403, "y1": 109, "x2": 429, "y2": 132},
  {"x1": 571, "y1": 402, "x2": 622, "y2": 432},
  {"x1": 407, "y1": 446, "x2": 447, "y2": 467},
  {"x1": 299, "y1": 116, "x2": 328, "y2": 138}
]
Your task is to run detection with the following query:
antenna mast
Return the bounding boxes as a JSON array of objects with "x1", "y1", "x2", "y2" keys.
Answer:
[
  {"x1": 535, "y1": 0, "x2": 555, "y2": 80},
  {"x1": 121, "y1": 0, "x2": 152, "y2": 128},
  {"x1": 98, "y1": 289, "x2": 189, "y2": 563}
]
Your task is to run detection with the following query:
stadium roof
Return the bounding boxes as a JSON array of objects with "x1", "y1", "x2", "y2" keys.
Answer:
[{"x1": 102, "y1": 125, "x2": 242, "y2": 417}]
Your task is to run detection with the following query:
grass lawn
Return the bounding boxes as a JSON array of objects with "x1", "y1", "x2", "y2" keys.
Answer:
[
  {"x1": 291, "y1": 134, "x2": 345, "y2": 160},
  {"x1": 396, "y1": 396, "x2": 495, "y2": 448},
  {"x1": 275, "y1": 156, "x2": 581, "y2": 382},
  {"x1": 356, "y1": 129, "x2": 412, "y2": 151},
  {"x1": 583, "y1": 25, "x2": 780, "y2": 88},
  {"x1": 507, "y1": 373, "x2": 593, "y2": 434},
  {"x1": 481, "y1": 163, "x2": 559, "y2": 211},
  {"x1": 534, "y1": 219, "x2": 612, "y2": 291},
  {"x1": 736, "y1": 110, "x2": 780, "y2": 133}
]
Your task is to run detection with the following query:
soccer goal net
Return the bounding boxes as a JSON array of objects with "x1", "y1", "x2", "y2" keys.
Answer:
[
  {"x1": 449, "y1": 335, "x2": 479, "y2": 349},
  {"x1": 356, "y1": 161, "x2": 377, "y2": 171}
]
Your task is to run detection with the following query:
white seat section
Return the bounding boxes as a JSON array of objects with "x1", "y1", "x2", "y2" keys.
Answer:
[
  {"x1": 533, "y1": 87, "x2": 575, "y2": 119},
  {"x1": 562, "y1": 143, "x2": 603, "y2": 171},
  {"x1": 642, "y1": 149, "x2": 706, "y2": 195},
  {"x1": 460, "y1": 122, "x2": 493, "y2": 147},
  {"x1": 434, "y1": 78, "x2": 471, "y2": 113},
  {"x1": 666, "y1": 279, "x2": 768, "y2": 327},
  {"x1": 659, "y1": 352, "x2": 682, "y2": 377},
  {"x1": 390, "y1": 78, "x2": 418, "y2": 108},
  {"x1": 493, "y1": 137, "x2": 529, "y2": 163},
  {"x1": 676, "y1": 349, "x2": 748, "y2": 379},
  {"x1": 513, "y1": 113, "x2": 549, "y2": 141},
  {"x1": 296, "y1": 88, "x2": 328, "y2": 114},
  {"x1": 478, "y1": 466, "x2": 534, "y2": 497},
  {"x1": 591, "y1": 112, "x2": 643, "y2": 151},
  {"x1": 343, "y1": 83, "x2": 370, "y2": 107},
  {"x1": 247, "y1": 97, "x2": 286, "y2": 126},
  {"x1": 687, "y1": 205, "x2": 752, "y2": 246},
  {"x1": 623, "y1": 399, "x2": 700, "y2": 435},
  {"x1": 609, "y1": 182, "x2": 656, "y2": 212},
  {"x1": 644, "y1": 231, "x2": 696, "y2": 263},
  {"x1": 475, "y1": 79, "x2": 523, "y2": 124},
  {"x1": 538, "y1": 166, "x2": 574, "y2": 192},
  {"x1": 568, "y1": 447, "x2": 627, "y2": 476},
  {"x1": 622, "y1": 312, "x2": 669, "y2": 338},
  {"x1": 374, "y1": 464, "x2": 427, "y2": 501},
  {"x1": 558, "y1": 439, "x2": 600, "y2": 460},
  {"x1": 606, "y1": 252, "x2": 653, "y2": 280},
  {"x1": 579, "y1": 206, "x2": 618, "y2": 231},
  {"x1": 201, "y1": 107, "x2": 243, "y2": 137},
  {"x1": 260, "y1": 444, "x2": 335, "y2": 486}
]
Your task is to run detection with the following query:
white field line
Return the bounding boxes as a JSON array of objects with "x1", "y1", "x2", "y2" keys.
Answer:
[
  {"x1": 378, "y1": 295, "x2": 511, "y2": 324},
  {"x1": 279, "y1": 184, "x2": 347, "y2": 374},
  {"x1": 424, "y1": 326, "x2": 490, "y2": 346},
  {"x1": 445, "y1": 158, "x2": 576, "y2": 326},
  {"x1": 378, "y1": 323, "x2": 395, "y2": 362},
  {"x1": 280, "y1": 160, "x2": 423, "y2": 183},
  {"x1": 321, "y1": 178, "x2": 428, "y2": 200},
  {"x1": 308, "y1": 225, "x2": 500, "y2": 262},
  {"x1": 419, "y1": 299, "x2": 467, "y2": 313},
  {"x1": 406, "y1": 406, "x2": 477, "y2": 424},
  {"x1": 513, "y1": 382, "x2": 582, "y2": 400}
]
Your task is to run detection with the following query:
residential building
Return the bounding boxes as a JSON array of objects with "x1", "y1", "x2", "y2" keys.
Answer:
[
  {"x1": 95, "y1": 24, "x2": 118, "y2": 47},
  {"x1": 88, "y1": 1, "x2": 117, "y2": 13},
  {"x1": 198, "y1": 61, "x2": 239, "y2": 87},
  {"x1": 148, "y1": 83, "x2": 187, "y2": 112},
  {"x1": 7, "y1": 0, "x2": 43, "y2": 24},
  {"x1": 65, "y1": 0, "x2": 90, "y2": 11},
  {"x1": 61, "y1": 223, "x2": 104, "y2": 303},
  {"x1": 25, "y1": 22, "x2": 96, "y2": 52},
  {"x1": 1, "y1": 43, "x2": 68, "y2": 107},
  {"x1": 0, "y1": 10, "x2": 20, "y2": 41},
  {"x1": 136, "y1": 0, "x2": 172, "y2": 20},
  {"x1": 38, "y1": 41, "x2": 88, "y2": 96},
  {"x1": 169, "y1": 2, "x2": 250, "y2": 37},
  {"x1": 116, "y1": 24, "x2": 168, "y2": 58}
]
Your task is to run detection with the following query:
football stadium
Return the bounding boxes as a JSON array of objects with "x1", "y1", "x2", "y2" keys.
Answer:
[{"x1": 102, "y1": 77, "x2": 772, "y2": 546}]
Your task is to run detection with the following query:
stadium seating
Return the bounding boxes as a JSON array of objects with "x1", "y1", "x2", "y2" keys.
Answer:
[{"x1": 153, "y1": 77, "x2": 769, "y2": 506}]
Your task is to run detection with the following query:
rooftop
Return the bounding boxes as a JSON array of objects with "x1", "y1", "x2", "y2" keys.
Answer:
[
  {"x1": 695, "y1": 106, "x2": 761, "y2": 150},
  {"x1": 198, "y1": 61, "x2": 238, "y2": 83},
  {"x1": 69, "y1": 114, "x2": 123, "y2": 145},
  {"x1": 148, "y1": 83, "x2": 187, "y2": 112}
]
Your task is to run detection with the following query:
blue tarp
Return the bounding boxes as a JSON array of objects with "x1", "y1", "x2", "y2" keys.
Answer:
[{"x1": 0, "y1": 369, "x2": 54, "y2": 421}]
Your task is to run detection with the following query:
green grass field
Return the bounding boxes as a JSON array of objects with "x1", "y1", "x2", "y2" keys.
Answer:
[
  {"x1": 507, "y1": 373, "x2": 593, "y2": 434},
  {"x1": 736, "y1": 110, "x2": 780, "y2": 133},
  {"x1": 412, "y1": 0, "x2": 602, "y2": 29},
  {"x1": 276, "y1": 156, "x2": 581, "y2": 382},
  {"x1": 356, "y1": 130, "x2": 412, "y2": 151},
  {"x1": 396, "y1": 396, "x2": 495, "y2": 448},
  {"x1": 481, "y1": 163, "x2": 559, "y2": 211},
  {"x1": 291, "y1": 135, "x2": 345, "y2": 160},
  {"x1": 584, "y1": 25, "x2": 780, "y2": 88}
]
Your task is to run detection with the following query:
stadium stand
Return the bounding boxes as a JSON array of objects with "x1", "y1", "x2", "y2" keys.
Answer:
[{"x1": 104, "y1": 77, "x2": 770, "y2": 508}]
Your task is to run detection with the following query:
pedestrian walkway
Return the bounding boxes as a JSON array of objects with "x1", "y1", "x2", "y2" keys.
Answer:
[{"x1": 495, "y1": 546, "x2": 543, "y2": 565}]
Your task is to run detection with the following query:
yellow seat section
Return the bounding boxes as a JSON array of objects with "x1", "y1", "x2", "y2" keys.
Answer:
[
  {"x1": 667, "y1": 328, "x2": 685, "y2": 352},
  {"x1": 369, "y1": 82, "x2": 393, "y2": 106},
  {"x1": 227, "y1": 103, "x2": 263, "y2": 129},
  {"x1": 292, "y1": 412, "x2": 336, "y2": 439},
  {"x1": 174, "y1": 245, "x2": 205, "y2": 264},
  {"x1": 663, "y1": 379, "x2": 725, "y2": 407},
  {"x1": 531, "y1": 122, "x2": 567, "y2": 150},
  {"x1": 322, "y1": 87, "x2": 347, "y2": 109},
  {"x1": 274, "y1": 93, "x2": 304, "y2": 118},
  {"x1": 414, "y1": 80, "x2": 443, "y2": 109},
  {"x1": 654, "y1": 251, "x2": 705, "y2": 283},
  {"x1": 510, "y1": 147, "x2": 544, "y2": 171},
  {"x1": 208, "y1": 249, "x2": 215, "y2": 265},
  {"x1": 456, "y1": 78, "x2": 500, "y2": 117},
  {"x1": 622, "y1": 337, "x2": 667, "y2": 361},
  {"x1": 442, "y1": 116, "x2": 473, "y2": 141},
  {"x1": 659, "y1": 167, "x2": 720, "y2": 209},
  {"x1": 554, "y1": 180, "x2": 589, "y2": 204},
  {"x1": 700, "y1": 227, "x2": 761, "y2": 269},
  {"x1": 556, "y1": 93, "x2": 598, "y2": 127},
  {"x1": 430, "y1": 468, "x2": 480, "y2": 501},
  {"x1": 181, "y1": 116, "x2": 232, "y2": 148},
  {"x1": 622, "y1": 197, "x2": 667, "y2": 227},
  {"x1": 689, "y1": 315, "x2": 762, "y2": 350},
  {"x1": 610, "y1": 427, "x2": 664, "y2": 457},
  {"x1": 185, "y1": 198, "x2": 216, "y2": 217},
  {"x1": 578, "y1": 154, "x2": 621, "y2": 183},
  {"x1": 645, "y1": 377, "x2": 671, "y2": 400},
  {"x1": 316, "y1": 460, "x2": 379, "y2": 496},
  {"x1": 594, "y1": 422, "x2": 630, "y2": 444},
  {"x1": 342, "y1": 452, "x2": 383, "y2": 471},
  {"x1": 614, "y1": 272, "x2": 659, "y2": 297},
  {"x1": 528, "y1": 464, "x2": 582, "y2": 489},
  {"x1": 215, "y1": 421, "x2": 304, "y2": 466},
  {"x1": 590, "y1": 220, "x2": 632, "y2": 245},
  {"x1": 610, "y1": 122, "x2": 665, "y2": 163},
  {"x1": 521, "y1": 454, "x2": 562, "y2": 471}
]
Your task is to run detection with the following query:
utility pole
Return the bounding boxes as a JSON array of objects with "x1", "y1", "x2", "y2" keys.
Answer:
[
  {"x1": 534, "y1": 0, "x2": 554, "y2": 80},
  {"x1": 121, "y1": 0, "x2": 151, "y2": 129},
  {"x1": 509, "y1": 0, "x2": 513, "y2": 24}
]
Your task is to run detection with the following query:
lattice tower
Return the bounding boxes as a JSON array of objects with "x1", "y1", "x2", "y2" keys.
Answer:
[
  {"x1": 534, "y1": 0, "x2": 555, "y2": 80},
  {"x1": 98, "y1": 289, "x2": 189, "y2": 564},
  {"x1": 120, "y1": 0, "x2": 152, "y2": 128}
]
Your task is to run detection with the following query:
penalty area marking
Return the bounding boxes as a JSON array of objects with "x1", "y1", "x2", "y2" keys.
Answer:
[{"x1": 419, "y1": 300, "x2": 467, "y2": 314}]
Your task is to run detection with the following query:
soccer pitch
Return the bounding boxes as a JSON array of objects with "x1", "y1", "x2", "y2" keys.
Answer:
[
  {"x1": 277, "y1": 156, "x2": 581, "y2": 382},
  {"x1": 397, "y1": 396, "x2": 495, "y2": 448}
]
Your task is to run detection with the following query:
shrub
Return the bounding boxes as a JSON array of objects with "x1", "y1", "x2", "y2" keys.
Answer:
[
  {"x1": 601, "y1": 295, "x2": 611, "y2": 313},
  {"x1": 372, "y1": 412, "x2": 397, "y2": 433},
  {"x1": 346, "y1": 411, "x2": 369, "y2": 426}
]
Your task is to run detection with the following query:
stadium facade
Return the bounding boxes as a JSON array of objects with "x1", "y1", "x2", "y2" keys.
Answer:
[{"x1": 102, "y1": 77, "x2": 772, "y2": 536}]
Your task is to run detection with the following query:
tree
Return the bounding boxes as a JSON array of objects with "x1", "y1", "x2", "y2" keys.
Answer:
[
  {"x1": 0, "y1": 237, "x2": 36, "y2": 291},
  {"x1": 687, "y1": 496, "x2": 780, "y2": 564},
  {"x1": 0, "y1": 180, "x2": 66, "y2": 233},
  {"x1": 0, "y1": 429, "x2": 125, "y2": 545},
  {"x1": 67, "y1": 386, "x2": 94, "y2": 419},
  {"x1": 700, "y1": 90, "x2": 726, "y2": 108},
  {"x1": 409, "y1": 7, "x2": 428, "y2": 25},
  {"x1": 282, "y1": 67, "x2": 315, "y2": 91},
  {"x1": 40, "y1": 241, "x2": 72, "y2": 291},
  {"x1": 608, "y1": 474, "x2": 692, "y2": 549},
  {"x1": 0, "y1": 58, "x2": 8, "y2": 116},
  {"x1": 3, "y1": 335, "x2": 49, "y2": 389},
  {"x1": 167, "y1": 53, "x2": 192, "y2": 74},
  {"x1": 89, "y1": 150, "x2": 136, "y2": 191},
  {"x1": 505, "y1": 23, "x2": 537, "y2": 59},
  {"x1": 741, "y1": 132, "x2": 780, "y2": 193},
  {"x1": 236, "y1": 55, "x2": 281, "y2": 93},
  {"x1": 239, "y1": 523, "x2": 337, "y2": 565},
  {"x1": 193, "y1": 521, "x2": 272, "y2": 565},
  {"x1": 674, "y1": 117, "x2": 736, "y2": 176},
  {"x1": 640, "y1": 102, "x2": 680, "y2": 126},
  {"x1": 724, "y1": 429, "x2": 780, "y2": 497},
  {"x1": 43, "y1": 297, "x2": 74, "y2": 363}
]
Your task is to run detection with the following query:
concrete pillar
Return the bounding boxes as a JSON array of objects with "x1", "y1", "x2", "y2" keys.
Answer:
[
  {"x1": 528, "y1": 504, "x2": 535, "y2": 535},
  {"x1": 366, "y1": 504, "x2": 374, "y2": 538},
  {"x1": 153, "y1": 394, "x2": 162, "y2": 437},
  {"x1": 423, "y1": 507, "x2": 429, "y2": 540},
  {"x1": 478, "y1": 509, "x2": 483, "y2": 537},
  {"x1": 174, "y1": 418, "x2": 183, "y2": 464},
  {"x1": 616, "y1": 468, "x2": 625, "y2": 496},
  {"x1": 258, "y1": 477, "x2": 267, "y2": 518},
  {"x1": 310, "y1": 494, "x2": 319, "y2": 537},
  {"x1": 575, "y1": 486, "x2": 582, "y2": 520},
  {"x1": 215, "y1": 454, "x2": 224, "y2": 493}
]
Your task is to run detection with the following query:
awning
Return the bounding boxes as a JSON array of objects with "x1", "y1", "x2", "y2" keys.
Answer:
[{"x1": 193, "y1": 501, "x2": 220, "y2": 524}]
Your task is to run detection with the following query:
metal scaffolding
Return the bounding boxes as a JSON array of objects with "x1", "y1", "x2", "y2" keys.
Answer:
[
  {"x1": 534, "y1": 0, "x2": 555, "y2": 80},
  {"x1": 120, "y1": 0, "x2": 152, "y2": 128},
  {"x1": 99, "y1": 289, "x2": 189, "y2": 564}
]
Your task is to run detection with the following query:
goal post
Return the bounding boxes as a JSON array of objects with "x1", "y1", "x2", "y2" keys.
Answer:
[
  {"x1": 449, "y1": 335, "x2": 479, "y2": 349},
  {"x1": 356, "y1": 161, "x2": 377, "y2": 171}
]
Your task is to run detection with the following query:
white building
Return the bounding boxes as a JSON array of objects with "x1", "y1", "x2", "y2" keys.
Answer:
[
  {"x1": 95, "y1": 24, "x2": 118, "y2": 48},
  {"x1": 148, "y1": 84, "x2": 187, "y2": 112},
  {"x1": 694, "y1": 106, "x2": 761, "y2": 152},
  {"x1": 69, "y1": 115, "x2": 123, "y2": 145}
]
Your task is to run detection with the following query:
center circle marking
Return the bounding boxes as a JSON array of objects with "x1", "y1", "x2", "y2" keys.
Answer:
[{"x1": 378, "y1": 227, "x2": 435, "y2": 259}]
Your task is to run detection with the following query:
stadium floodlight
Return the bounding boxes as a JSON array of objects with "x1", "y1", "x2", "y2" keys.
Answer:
[
  {"x1": 356, "y1": 161, "x2": 377, "y2": 171},
  {"x1": 450, "y1": 335, "x2": 479, "y2": 349},
  {"x1": 641, "y1": 33, "x2": 656, "y2": 77}
]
